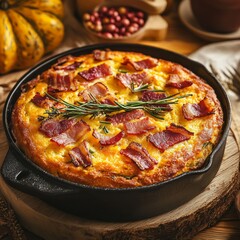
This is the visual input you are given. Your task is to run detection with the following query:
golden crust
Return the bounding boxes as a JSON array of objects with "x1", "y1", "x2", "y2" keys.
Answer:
[{"x1": 11, "y1": 50, "x2": 223, "y2": 188}]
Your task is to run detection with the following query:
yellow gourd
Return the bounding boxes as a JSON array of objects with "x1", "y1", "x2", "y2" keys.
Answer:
[{"x1": 0, "y1": 0, "x2": 64, "y2": 74}]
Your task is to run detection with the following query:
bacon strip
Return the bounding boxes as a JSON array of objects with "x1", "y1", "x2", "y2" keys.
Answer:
[
  {"x1": 115, "y1": 72, "x2": 150, "y2": 89},
  {"x1": 47, "y1": 70, "x2": 77, "y2": 92},
  {"x1": 51, "y1": 120, "x2": 90, "y2": 146},
  {"x1": 31, "y1": 93, "x2": 48, "y2": 108},
  {"x1": 69, "y1": 141, "x2": 92, "y2": 167},
  {"x1": 166, "y1": 74, "x2": 193, "y2": 89},
  {"x1": 120, "y1": 142, "x2": 157, "y2": 170},
  {"x1": 140, "y1": 91, "x2": 172, "y2": 111},
  {"x1": 148, "y1": 123, "x2": 194, "y2": 152},
  {"x1": 92, "y1": 130, "x2": 124, "y2": 146},
  {"x1": 40, "y1": 119, "x2": 76, "y2": 138},
  {"x1": 53, "y1": 59, "x2": 82, "y2": 71},
  {"x1": 93, "y1": 49, "x2": 111, "y2": 61},
  {"x1": 81, "y1": 82, "x2": 108, "y2": 101},
  {"x1": 53, "y1": 55, "x2": 75, "y2": 67},
  {"x1": 123, "y1": 57, "x2": 158, "y2": 71},
  {"x1": 124, "y1": 118, "x2": 155, "y2": 135},
  {"x1": 79, "y1": 63, "x2": 112, "y2": 81},
  {"x1": 106, "y1": 109, "x2": 145, "y2": 124},
  {"x1": 182, "y1": 98, "x2": 215, "y2": 120}
]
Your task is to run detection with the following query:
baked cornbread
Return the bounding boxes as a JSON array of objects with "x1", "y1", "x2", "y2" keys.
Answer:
[{"x1": 11, "y1": 49, "x2": 223, "y2": 188}]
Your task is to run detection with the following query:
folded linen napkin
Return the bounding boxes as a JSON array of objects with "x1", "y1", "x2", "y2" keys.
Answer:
[{"x1": 189, "y1": 40, "x2": 240, "y2": 99}]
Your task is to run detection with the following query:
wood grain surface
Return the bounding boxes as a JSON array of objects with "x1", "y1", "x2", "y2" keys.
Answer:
[{"x1": 0, "y1": 0, "x2": 239, "y2": 239}]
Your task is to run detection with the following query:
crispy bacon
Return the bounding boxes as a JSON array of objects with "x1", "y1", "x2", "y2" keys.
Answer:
[
  {"x1": 182, "y1": 98, "x2": 215, "y2": 120},
  {"x1": 115, "y1": 72, "x2": 150, "y2": 89},
  {"x1": 106, "y1": 109, "x2": 145, "y2": 124},
  {"x1": 69, "y1": 141, "x2": 92, "y2": 167},
  {"x1": 53, "y1": 55, "x2": 82, "y2": 71},
  {"x1": 92, "y1": 130, "x2": 124, "y2": 146},
  {"x1": 81, "y1": 82, "x2": 108, "y2": 101},
  {"x1": 47, "y1": 70, "x2": 77, "y2": 92},
  {"x1": 124, "y1": 118, "x2": 155, "y2": 135},
  {"x1": 31, "y1": 93, "x2": 48, "y2": 108},
  {"x1": 78, "y1": 63, "x2": 112, "y2": 81},
  {"x1": 40, "y1": 119, "x2": 76, "y2": 138},
  {"x1": 93, "y1": 49, "x2": 111, "y2": 61},
  {"x1": 120, "y1": 142, "x2": 157, "y2": 170},
  {"x1": 148, "y1": 123, "x2": 194, "y2": 152},
  {"x1": 54, "y1": 61, "x2": 82, "y2": 71},
  {"x1": 101, "y1": 97, "x2": 116, "y2": 105},
  {"x1": 51, "y1": 120, "x2": 90, "y2": 146},
  {"x1": 123, "y1": 57, "x2": 158, "y2": 71},
  {"x1": 140, "y1": 91, "x2": 172, "y2": 111},
  {"x1": 53, "y1": 55, "x2": 75, "y2": 67},
  {"x1": 166, "y1": 74, "x2": 193, "y2": 89}
]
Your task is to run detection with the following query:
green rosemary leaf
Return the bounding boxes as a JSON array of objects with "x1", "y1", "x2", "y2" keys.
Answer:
[
  {"x1": 130, "y1": 83, "x2": 149, "y2": 92},
  {"x1": 118, "y1": 69, "x2": 128, "y2": 73},
  {"x1": 89, "y1": 149, "x2": 95, "y2": 154},
  {"x1": 100, "y1": 121, "x2": 111, "y2": 124},
  {"x1": 43, "y1": 92, "x2": 192, "y2": 120},
  {"x1": 102, "y1": 126, "x2": 109, "y2": 134}
]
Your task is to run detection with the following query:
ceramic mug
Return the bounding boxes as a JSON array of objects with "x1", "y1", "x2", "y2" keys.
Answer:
[{"x1": 190, "y1": 0, "x2": 240, "y2": 33}]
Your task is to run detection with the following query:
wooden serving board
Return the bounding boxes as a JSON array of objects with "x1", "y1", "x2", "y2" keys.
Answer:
[{"x1": 0, "y1": 130, "x2": 239, "y2": 240}]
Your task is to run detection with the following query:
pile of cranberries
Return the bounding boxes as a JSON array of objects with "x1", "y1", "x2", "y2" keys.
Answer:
[{"x1": 83, "y1": 6, "x2": 147, "y2": 39}]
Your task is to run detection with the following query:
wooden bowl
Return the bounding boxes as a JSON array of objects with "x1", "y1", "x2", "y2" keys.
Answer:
[{"x1": 78, "y1": 0, "x2": 168, "y2": 41}]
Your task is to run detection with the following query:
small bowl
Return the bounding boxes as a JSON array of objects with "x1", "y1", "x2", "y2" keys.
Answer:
[{"x1": 79, "y1": 1, "x2": 168, "y2": 42}]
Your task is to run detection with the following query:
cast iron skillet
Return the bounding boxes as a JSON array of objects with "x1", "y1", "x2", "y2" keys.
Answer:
[{"x1": 1, "y1": 43, "x2": 231, "y2": 221}]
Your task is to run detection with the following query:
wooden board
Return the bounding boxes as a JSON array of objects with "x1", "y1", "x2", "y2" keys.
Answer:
[{"x1": 0, "y1": 130, "x2": 239, "y2": 240}]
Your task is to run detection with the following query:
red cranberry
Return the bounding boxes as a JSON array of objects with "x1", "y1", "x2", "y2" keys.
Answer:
[
  {"x1": 137, "y1": 11, "x2": 144, "y2": 18},
  {"x1": 127, "y1": 12, "x2": 134, "y2": 19},
  {"x1": 93, "y1": 12, "x2": 99, "y2": 18},
  {"x1": 108, "y1": 9, "x2": 115, "y2": 16},
  {"x1": 128, "y1": 25, "x2": 138, "y2": 33},
  {"x1": 113, "y1": 33, "x2": 119, "y2": 38},
  {"x1": 100, "y1": 6, "x2": 108, "y2": 13},
  {"x1": 105, "y1": 24, "x2": 117, "y2": 33},
  {"x1": 90, "y1": 15, "x2": 95, "y2": 23},
  {"x1": 132, "y1": 17, "x2": 139, "y2": 23},
  {"x1": 120, "y1": 27, "x2": 126, "y2": 34},
  {"x1": 138, "y1": 18, "x2": 145, "y2": 26},
  {"x1": 122, "y1": 18, "x2": 130, "y2": 26},
  {"x1": 115, "y1": 16, "x2": 121, "y2": 22},
  {"x1": 103, "y1": 32, "x2": 113, "y2": 38}
]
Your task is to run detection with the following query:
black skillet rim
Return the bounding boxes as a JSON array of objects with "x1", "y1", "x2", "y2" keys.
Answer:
[{"x1": 2, "y1": 43, "x2": 231, "y2": 193}]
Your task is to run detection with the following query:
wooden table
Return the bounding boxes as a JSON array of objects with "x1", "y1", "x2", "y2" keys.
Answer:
[{"x1": 0, "y1": 1, "x2": 239, "y2": 239}]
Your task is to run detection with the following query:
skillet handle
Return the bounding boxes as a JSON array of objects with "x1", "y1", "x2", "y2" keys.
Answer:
[{"x1": 1, "y1": 150, "x2": 76, "y2": 197}]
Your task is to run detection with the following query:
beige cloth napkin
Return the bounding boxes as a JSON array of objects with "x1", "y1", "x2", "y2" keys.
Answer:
[{"x1": 189, "y1": 40, "x2": 240, "y2": 98}]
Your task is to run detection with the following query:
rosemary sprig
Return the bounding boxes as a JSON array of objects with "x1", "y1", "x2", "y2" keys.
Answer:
[
  {"x1": 130, "y1": 82, "x2": 165, "y2": 93},
  {"x1": 130, "y1": 83, "x2": 149, "y2": 92},
  {"x1": 43, "y1": 93, "x2": 192, "y2": 120}
]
